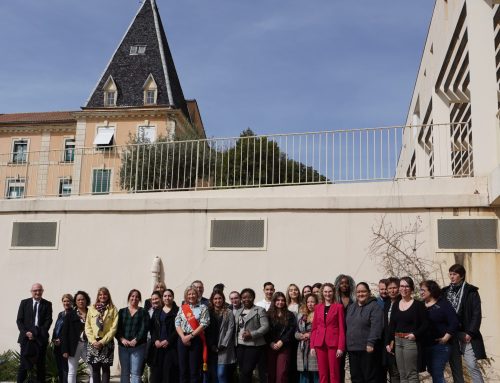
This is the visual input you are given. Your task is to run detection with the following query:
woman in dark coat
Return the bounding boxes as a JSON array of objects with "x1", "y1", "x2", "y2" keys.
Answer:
[
  {"x1": 61, "y1": 291, "x2": 92, "y2": 383},
  {"x1": 149, "y1": 289, "x2": 179, "y2": 383},
  {"x1": 53, "y1": 294, "x2": 73, "y2": 383}
]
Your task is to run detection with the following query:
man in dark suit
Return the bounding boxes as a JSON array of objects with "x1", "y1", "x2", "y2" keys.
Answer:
[{"x1": 16, "y1": 283, "x2": 53, "y2": 383}]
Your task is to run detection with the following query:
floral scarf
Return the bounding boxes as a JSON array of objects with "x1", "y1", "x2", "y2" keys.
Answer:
[{"x1": 95, "y1": 302, "x2": 108, "y2": 331}]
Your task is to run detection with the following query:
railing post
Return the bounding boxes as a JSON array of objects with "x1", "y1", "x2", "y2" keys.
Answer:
[{"x1": 195, "y1": 140, "x2": 200, "y2": 191}]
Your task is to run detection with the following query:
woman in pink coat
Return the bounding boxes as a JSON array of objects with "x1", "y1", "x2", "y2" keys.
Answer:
[{"x1": 310, "y1": 283, "x2": 346, "y2": 383}]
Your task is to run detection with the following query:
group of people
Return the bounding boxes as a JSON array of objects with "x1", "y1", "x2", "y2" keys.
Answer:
[{"x1": 16, "y1": 263, "x2": 486, "y2": 383}]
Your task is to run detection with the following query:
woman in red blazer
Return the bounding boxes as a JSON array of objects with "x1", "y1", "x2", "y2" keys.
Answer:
[{"x1": 310, "y1": 283, "x2": 346, "y2": 383}]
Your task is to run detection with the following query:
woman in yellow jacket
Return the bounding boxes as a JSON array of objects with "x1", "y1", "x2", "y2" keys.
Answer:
[{"x1": 85, "y1": 287, "x2": 118, "y2": 383}]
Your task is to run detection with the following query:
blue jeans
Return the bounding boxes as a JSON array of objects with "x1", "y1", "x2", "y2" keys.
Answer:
[
  {"x1": 425, "y1": 343, "x2": 450, "y2": 383},
  {"x1": 299, "y1": 371, "x2": 319, "y2": 383},
  {"x1": 119, "y1": 343, "x2": 146, "y2": 383}
]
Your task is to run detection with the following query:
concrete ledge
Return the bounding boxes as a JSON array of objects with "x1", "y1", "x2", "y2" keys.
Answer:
[
  {"x1": 0, "y1": 177, "x2": 490, "y2": 213},
  {"x1": 488, "y1": 165, "x2": 500, "y2": 206}
]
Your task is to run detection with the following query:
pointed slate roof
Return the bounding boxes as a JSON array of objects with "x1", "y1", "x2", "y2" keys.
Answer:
[{"x1": 85, "y1": 0, "x2": 188, "y2": 118}]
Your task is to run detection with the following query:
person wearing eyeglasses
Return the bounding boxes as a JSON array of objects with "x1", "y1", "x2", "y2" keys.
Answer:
[{"x1": 385, "y1": 277, "x2": 427, "y2": 383}]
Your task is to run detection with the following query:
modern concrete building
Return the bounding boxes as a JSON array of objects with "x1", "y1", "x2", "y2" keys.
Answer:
[{"x1": 0, "y1": 0, "x2": 499, "y2": 378}]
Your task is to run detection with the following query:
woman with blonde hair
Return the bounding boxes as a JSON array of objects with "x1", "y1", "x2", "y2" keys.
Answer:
[
  {"x1": 85, "y1": 287, "x2": 118, "y2": 383},
  {"x1": 310, "y1": 283, "x2": 346, "y2": 383},
  {"x1": 296, "y1": 294, "x2": 319, "y2": 383},
  {"x1": 175, "y1": 285, "x2": 210, "y2": 383},
  {"x1": 286, "y1": 284, "x2": 302, "y2": 314}
]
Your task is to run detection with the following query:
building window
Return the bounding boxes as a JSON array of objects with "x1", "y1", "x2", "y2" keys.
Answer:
[
  {"x1": 143, "y1": 74, "x2": 157, "y2": 105},
  {"x1": 92, "y1": 169, "x2": 111, "y2": 195},
  {"x1": 6, "y1": 178, "x2": 25, "y2": 199},
  {"x1": 63, "y1": 138, "x2": 75, "y2": 162},
  {"x1": 130, "y1": 45, "x2": 146, "y2": 55},
  {"x1": 103, "y1": 76, "x2": 117, "y2": 107},
  {"x1": 93, "y1": 127, "x2": 115, "y2": 148},
  {"x1": 59, "y1": 178, "x2": 72, "y2": 197},
  {"x1": 145, "y1": 90, "x2": 156, "y2": 105},
  {"x1": 138, "y1": 126, "x2": 156, "y2": 142},
  {"x1": 104, "y1": 91, "x2": 116, "y2": 107},
  {"x1": 12, "y1": 140, "x2": 28, "y2": 163}
]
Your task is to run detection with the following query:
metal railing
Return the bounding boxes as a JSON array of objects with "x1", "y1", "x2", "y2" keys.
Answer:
[{"x1": 0, "y1": 123, "x2": 472, "y2": 199}]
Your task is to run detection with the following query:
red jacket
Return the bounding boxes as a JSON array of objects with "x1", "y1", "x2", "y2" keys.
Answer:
[{"x1": 310, "y1": 303, "x2": 346, "y2": 351}]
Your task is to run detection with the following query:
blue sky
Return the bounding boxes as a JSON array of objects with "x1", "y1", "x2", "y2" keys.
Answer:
[{"x1": 0, "y1": 1, "x2": 435, "y2": 137}]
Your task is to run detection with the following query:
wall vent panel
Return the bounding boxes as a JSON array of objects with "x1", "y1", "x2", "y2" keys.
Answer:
[
  {"x1": 437, "y1": 219, "x2": 497, "y2": 250},
  {"x1": 11, "y1": 221, "x2": 59, "y2": 249},
  {"x1": 210, "y1": 219, "x2": 266, "y2": 250}
]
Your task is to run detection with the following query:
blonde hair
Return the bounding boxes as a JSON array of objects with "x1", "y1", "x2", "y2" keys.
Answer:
[
  {"x1": 95, "y1": 287, "x2": 114, "y2": 307},
  {"x1": 285, "y1": 283, "x2": 301, "y2": 306},
  {"x1": 184, "y1": 286, "x2": 199, "y2": 303},
  {"x1": 61, "y1": 293, "x2": 73, "y2": 302},
  {"x1": 319, "y1": 283, "x2": 335, "y2": 303}
]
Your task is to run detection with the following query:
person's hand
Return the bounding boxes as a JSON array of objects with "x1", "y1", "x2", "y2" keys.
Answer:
[
  {"x1": 464, "y1": 334, "x2": 472, "y2": 343},
  {"x1": 303, "y1": 332, "x2": 310, "y2": 340},
  {"x1": 162, "y1": 340, "x2": 169, "y2": 348},
  {"x1": 271, "y1": 341, "x2": 283, "y2": 350},
  {"x1": 436, "y1": 333, "x2": 451, "y2": 344},
  {"x1": 129, "y1": 339, "x2": 137, "y2": 347},
  {"x1": 26, "y1": 332, "x2": 33, "y2": 340},
  {"x1": 336, "y1": 349, "x2": 343, "y2": 358},
  {"x1": 366, "y1": 345, "x2": 374, "y2": 353},
  {"x1": 92, "y1": 341, "x2": 103, "y2": 350},
  {"x1": 182, "y1": 335, "x2": 191, "y2": 346},
  {"x1": 154, "y1": 340, "x2": 162, "y2": 348},
  {"x1": 62, "y1": 353, "x2": 69, "y2": 359},
  {"x1": 405, "y1": 333, "x2": 416, "y2": 341},
  {"x1": 242, "y1": 330, "x2": 252, "y2": 340},
  {"x1": 386, "y1": 345, "x2": 393, "y2": 354},
  {"x1": 310, "y1": 349, "x2": 316, "y2": 357},
  {"x1": 53, "y1": 339, "x2": 61, "y2": 346},
  {"x1": 121, "y1": 338, "x2": 130, "y2": 347}
]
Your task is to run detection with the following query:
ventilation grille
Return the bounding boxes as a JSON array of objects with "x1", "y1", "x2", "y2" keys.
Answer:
[
  {"x1": 210, "y1": 219, "x2": 266, "y2": 249},
  {"x1": 11, "y1": 221, "x2": 59, "y2": 248},
  {"x1": 437, "y1": 219, "x2": 498, "y2": 250}
]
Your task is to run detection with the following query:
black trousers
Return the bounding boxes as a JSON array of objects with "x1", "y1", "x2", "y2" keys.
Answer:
[
  {"x1": 178, "y1": 336, "x2": 203, "y2": 383},
  {"x1": 349, "y1": 350, "x2": 379, "y2": 383},
  {"x1": 54, "y1": 345, "x2": 68, "y2": 383},
  {"x1": 17, "y1": 342, "x2": 47, "y2": 383},
  {"x1": 237, "y1": 345, "x2": 266, "y2": 383},
  {"x1": 150, "y1": 347, "x2": 179, "y2": 383}
]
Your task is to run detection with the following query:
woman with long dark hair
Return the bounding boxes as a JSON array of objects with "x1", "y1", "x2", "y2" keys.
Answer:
[
  {"x1": 62, "y1": 291, "x2": 92, "y2": 383},
  {"x1": 382, "y1": 278, "x2": 400, "y2": 383},
  {"x1": 296, "y1": 293, "x2": 319, "y2": 383},
  {"x1": 310, "y1": 283, "x2": 346, "y2": 383},
  {"x1": 85, "y1": 287, "x2": 118, "y2": 383},
  {"x1": 386, "y1": 277, "x2": 428, "y2": 383},
  {"x1": 149, "y1": 289, "x2": 179, "y2": 383},
  {"x1": 207, "y1": 290, "x2": 236, "y2": 383},
  {"x1": 420, "y1": 280, "x2": 458, "y2": 383},
  {"x1": 265, "y1": 292, "x2": 296, "y2": 383}
]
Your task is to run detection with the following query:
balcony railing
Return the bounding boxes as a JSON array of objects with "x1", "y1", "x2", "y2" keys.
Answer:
[{"x1": 0, "y1": 123, "x2": 472, "y2": 199}]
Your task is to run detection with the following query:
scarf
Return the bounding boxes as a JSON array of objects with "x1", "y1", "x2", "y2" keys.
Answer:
[
  {"x1": 447, "y1": 281, "x2": 465, "y2": 313},
  {"x1": 95, "y1": 303, "x2": 108, "y2": 331}
]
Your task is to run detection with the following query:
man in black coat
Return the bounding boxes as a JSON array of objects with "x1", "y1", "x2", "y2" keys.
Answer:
[
  {"x1": 443, "y1": 264, "x2": 486, "y2": 383},
  {"x1": 16, "y1": 283, "x2": 53, "y2": 383}
]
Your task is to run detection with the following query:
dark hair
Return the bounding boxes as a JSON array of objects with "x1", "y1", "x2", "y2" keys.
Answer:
[
  {"x1": 386, "y1": 277, "x2": 400, "y2": 287},
  {"x1": 213, "y1": 283, "x2": 225, "y2": 292},
  {"x1": 302, "y1": 285, "x2": 312, "y2": 294},
  {"x1": 74, "y1": 290, "x2": 91, "y2": 307},
  {"x1": 268, "y1": 292, "x2": 289, "y2": 324},
  {"x1": 400, "y1": 277, "x2": 415, "y2": 291},
  {"x1": 240, "y1": 288, "x2": 256, "y2": 300},
  {"x1": 127, "y1": 289, "x2": 142, "y2": 302},
  {"x1": 263, "y1": 282, "x2": 274, "y2": 289},
  {"x1": 151, "y1": 290, "x2": 162, "y2": 300},
  {"x1": 378, "y1": 279, "x2": 389, "y2": 286},
  {"x1": 312, "y1": 283, "x2": 322, "y2": 290},
  {"x1": 209, "y1": 290, "x2": 228, "y2": 315},
  {"x1": 420, "y1": 280, "x2": 442, "y2": 300},
  {"x1": 356, "y1": 282, "x2": 371, "y2": 292},
  {"x1": 165, "y1": 288, "x2": 175, "y2": 298},
  {"x1": 449, "y1": 264, "x2": 466, "y2": 279}
]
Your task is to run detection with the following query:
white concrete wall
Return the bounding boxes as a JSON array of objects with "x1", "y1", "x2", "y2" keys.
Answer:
[{"x1": 1, "y1": 179, "x2": 498, "y2": 372}]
